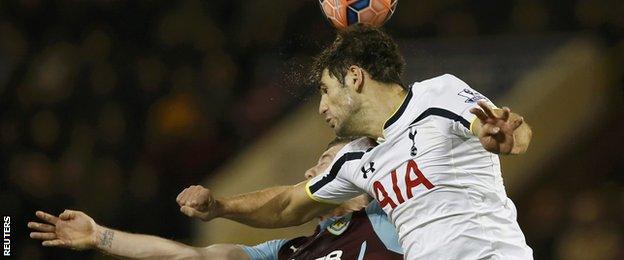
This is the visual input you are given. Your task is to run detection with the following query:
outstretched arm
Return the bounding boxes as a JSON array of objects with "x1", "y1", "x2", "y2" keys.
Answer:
[
  {"x1": 176, "y1": 185, "x2": 290, "y2": 222},
  {"x1": 177, "y1": 182, "x2": 337, "y2": 228},
  {"x1": 28, "y1": 210, "x2": 248, "y2": 259},
  {"x1": 470, "y1": 101, "x2": 532, "y2": 155}
]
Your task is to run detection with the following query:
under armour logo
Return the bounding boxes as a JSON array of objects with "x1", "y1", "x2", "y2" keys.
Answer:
[
  {"x1": 361, "y1": 162, "x2": 375, "y2": 179},
  {"x1": 290, "y1": 246, "x2": 298, "y2": 252},
  {"x1": 408, "y1": 127, "x2": 417, "y2": 156}
]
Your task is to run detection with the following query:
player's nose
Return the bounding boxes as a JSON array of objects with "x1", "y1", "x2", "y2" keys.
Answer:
[{"x1": 318, "y1": 98, "x2": 328, "y2": 115}]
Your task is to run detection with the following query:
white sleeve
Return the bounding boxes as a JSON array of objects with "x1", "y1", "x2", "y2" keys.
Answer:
[
  {"x1": 305, "y1": 148, "x2": 364, "y2": 205},
  {"x1": 433, "y1": 74, "x2": 497, "y2": 138}
]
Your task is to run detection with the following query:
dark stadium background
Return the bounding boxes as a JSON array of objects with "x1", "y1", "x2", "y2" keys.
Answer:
[{"x1": 0, "y1": 0, "x2": 622, "y2": 259}]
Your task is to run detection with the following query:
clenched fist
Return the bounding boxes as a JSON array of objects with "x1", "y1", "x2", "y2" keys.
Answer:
[{"x1": 176, "y1": 185, "x2": 220, "y2": 221}]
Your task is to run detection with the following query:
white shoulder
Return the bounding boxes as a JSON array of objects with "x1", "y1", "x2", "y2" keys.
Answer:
[
  {"x1": 412, "y1": 74, "x2": 479, "y2": 106},
  {"x1": 341, "y1": 137, "x2": 375, "y2": 153},
  {"x1": 415, "y1": 74, "x2": 470, "y2": 94}
]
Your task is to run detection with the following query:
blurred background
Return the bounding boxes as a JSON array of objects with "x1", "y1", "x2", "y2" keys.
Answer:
[{"x1": 0, "y1": 0, "x2": 622, "y2": 259}]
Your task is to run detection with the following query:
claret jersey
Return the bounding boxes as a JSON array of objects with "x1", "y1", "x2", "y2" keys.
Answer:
[
  {"x1": 240, "y1": 202, "x2": 403, "y2": 260},
  {"x1": 306, "y1": 74, "x2": 533, "y2": 259}
]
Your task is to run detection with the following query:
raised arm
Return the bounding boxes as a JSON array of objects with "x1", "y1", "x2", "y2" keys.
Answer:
[
  {"x1": 28, "y1": 210, "x2": 249, "y2": 259},
  {"x1": 470, "y1": 101, "x2": 532, "y2": 155},
  {"x1": 177, "y1": 182, "x2": 337, "y2": 228},
  {"x1": 176, "y1": 184, "x2": 290, "y2": 222}
]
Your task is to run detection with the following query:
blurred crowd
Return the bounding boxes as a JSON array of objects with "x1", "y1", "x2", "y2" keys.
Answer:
[
  {"x1": 517, "y1": 117, "x2": 624, "y2": 260},
  {"x1": 0, "y1": 0, "x2": 622, "y2": 259}
]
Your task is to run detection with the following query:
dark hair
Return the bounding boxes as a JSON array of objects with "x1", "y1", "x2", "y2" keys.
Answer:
[
  {"x1": 326, "y1": 136, "x2": 358, "y2": 150},
  {"x1": 311, "y1": 24, "x2": 406, "y2": 89}
]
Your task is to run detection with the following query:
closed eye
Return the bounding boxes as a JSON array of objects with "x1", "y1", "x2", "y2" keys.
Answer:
[{"x1": 319, "y1": 84, "x2": 328, "y2": 94}]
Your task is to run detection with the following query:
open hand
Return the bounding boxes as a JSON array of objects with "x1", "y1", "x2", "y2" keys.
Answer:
[
  {"x1": 470, "y1": 101, "x2": 524, "y2": 154},
  {"x1": 176, "y1": 185, "x2": 220, "y2": 221},
  {"x1": 28, "y1": 210, "x2": 99, "y2": 250}
]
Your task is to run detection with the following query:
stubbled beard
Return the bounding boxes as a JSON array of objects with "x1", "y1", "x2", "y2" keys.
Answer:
[
  {"x1": 335, "y1": 117, "x2": 355, "y2": 137},
  {"x1": 334, "y1": 107, "x2": 362, "y2": 137}
]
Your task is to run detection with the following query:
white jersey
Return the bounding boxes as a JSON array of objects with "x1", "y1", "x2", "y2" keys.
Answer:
[{"x1": 306, "y1": 74, "x2": 533, "y2": 259}]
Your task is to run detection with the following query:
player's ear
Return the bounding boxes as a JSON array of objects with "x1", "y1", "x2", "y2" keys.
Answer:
[{"x1": 346, "y1": 65, "x2": 364, "y2": 93}]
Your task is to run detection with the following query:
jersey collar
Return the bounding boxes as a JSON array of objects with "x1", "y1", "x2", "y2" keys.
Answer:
[{"x1": 381, "y1": 88, "x2": 413, "y2": 139}]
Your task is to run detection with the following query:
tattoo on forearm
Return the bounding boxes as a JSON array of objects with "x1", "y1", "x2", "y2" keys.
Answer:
[{"x1": 99, "y1": 229, "x2": 114, "y2": 248}]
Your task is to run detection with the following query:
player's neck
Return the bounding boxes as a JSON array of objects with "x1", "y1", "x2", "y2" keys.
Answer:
[{"x1": 360, "y1": 83, "x2": 407, "y2": 138}]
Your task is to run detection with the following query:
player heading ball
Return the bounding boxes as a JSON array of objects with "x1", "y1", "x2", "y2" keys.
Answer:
[{"x1": 181, "y1": 25, "x2": 534, "y2": 259}]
